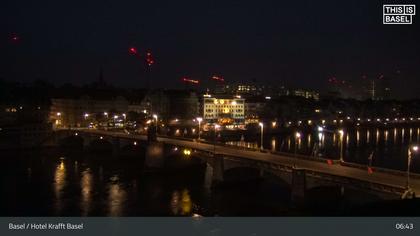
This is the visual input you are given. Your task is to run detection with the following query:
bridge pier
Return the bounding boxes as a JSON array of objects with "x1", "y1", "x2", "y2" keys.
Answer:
[
  {"x1": 144, "y1": 142, "x2": 164, "y2": 168},
  {"x1": 203, "y1": 163, "x2": 214, "y2": 191},
  {"x1": 291, "y1": 168, "x2": 307, "y2": 204},
  {"x1": 112, "y1": 137, "x2": 120, "y2": 157},
  {"x1": 210, "y1": 154, "x2": 224, "y2": 187}
]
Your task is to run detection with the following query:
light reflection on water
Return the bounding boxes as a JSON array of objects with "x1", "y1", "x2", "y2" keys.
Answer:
[
  {"x1": 0, "y1": 149, "x2": 400, "y2": 217},
  {"x1": 107, "y1": 175, "x2": 127, "y2": 216},
  {"x1": 80, "y1": 168, "x2": 92, "y2": 216},
  {"x1": 54, "y1": 159, "x2": 66, "y2": 214},
  {"x1": 170, "y1": 189, "x2": 192, "y2": 216}
]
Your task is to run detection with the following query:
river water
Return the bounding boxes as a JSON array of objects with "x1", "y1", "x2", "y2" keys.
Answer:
[{"x1": 0, "y1": 148, "x2": 390, "y2": 217}]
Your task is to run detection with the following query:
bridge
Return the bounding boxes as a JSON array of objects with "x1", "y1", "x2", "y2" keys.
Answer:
[{"x1": 49, "y1": 128, "x2": 420, "y2": 201}]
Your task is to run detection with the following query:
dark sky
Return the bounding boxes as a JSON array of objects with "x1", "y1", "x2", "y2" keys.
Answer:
[{"x1": 1, "y1": 0, "x2": 419, "y2": 98}]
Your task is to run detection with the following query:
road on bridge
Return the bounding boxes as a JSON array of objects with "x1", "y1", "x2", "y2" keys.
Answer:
[{"x1": 75, "y1": 129, "x2": 420, "y2": 195}]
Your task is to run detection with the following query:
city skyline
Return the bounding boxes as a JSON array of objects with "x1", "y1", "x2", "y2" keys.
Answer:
[{"x1": 1, "y1": 0, "x2": 419, "y2": 99}]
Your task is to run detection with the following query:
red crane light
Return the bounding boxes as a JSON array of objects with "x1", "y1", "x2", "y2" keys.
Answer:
[
  {"x1": 328, "y1": 77, "x2": 338, "y2": 83},
  {"x1": 129, "y1": 47, "x2": 138, "y2": 54},
  {"x1": 211, "y1": 75, "x2": 225, "y2": 82},
  {"x1": 10, "y1": 33, "x2": 20, "y2": 43},
  {"x1": 182, "y1": 77, "x2": 199, "y2": 84},
  {"x1": 146, "y1": 51, "x2": 155, "y2": 66}
]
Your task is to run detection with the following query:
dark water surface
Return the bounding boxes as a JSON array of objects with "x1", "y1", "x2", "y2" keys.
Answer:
[{"x1": 0, "y1": 148, "x2": 389, "y2": 216}]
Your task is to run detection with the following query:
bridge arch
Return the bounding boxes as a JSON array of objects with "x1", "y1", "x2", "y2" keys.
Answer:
[
  {"x1": 223, "y1": 167, "x2": 261, "y2": 183},
  {"x1": 59, "y1": 135, "x2": 84, "y2": 149},
  {"x1": 88, "y1": 138, "x2": 113, "y2": 153}
]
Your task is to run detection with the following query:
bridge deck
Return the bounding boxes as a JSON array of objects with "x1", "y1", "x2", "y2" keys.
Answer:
[{"x1": 73, "y1": 129, "x2": 420, "y2": 194}]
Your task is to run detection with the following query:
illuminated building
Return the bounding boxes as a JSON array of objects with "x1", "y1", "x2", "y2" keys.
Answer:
[
  {"x1": 202, "y1": 95, "x2": 245, "y2": 129},
  {"x1": 292, "y1": 89, "x2": 319, "y2": 100},
  {"x1": 50, "y1": 96, "x2": 129, "y2": 128}
]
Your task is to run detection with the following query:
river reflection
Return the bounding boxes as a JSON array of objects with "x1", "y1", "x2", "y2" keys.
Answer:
[
  {"x1": 0, "y1": 149, "x2": 411, "y2": 216},
  {"x1": 54, "y1": 158, "x2": 66, "y2": 214},
  {"x1": 80, "y1": 168, "x2": 92, "y2": 216},
  {"x1": 227, "y1": 126, "x2": 420, "y2": 173},
  {"x1": 170, "y1": 189, "x2": 192, "y2": 215},
  {"x1": 107, "y1": 175, "x2": 127, "y2": 216}
]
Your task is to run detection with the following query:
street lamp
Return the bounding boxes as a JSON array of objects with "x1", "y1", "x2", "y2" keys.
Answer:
[
  {"x1": 407, "y1": 145, "x2": 418, "y2": 189},
  {"x1": 295, "y1": 132, "x2": 301, "y2": 156},
  {"x1": 153, "y1": 114, "x2": 158, "y2": 135},
  {"x1": 196, "y1": 117, "x2": 203, "y2": 140},
  {"x1": 56, "y1": 112, "x2": 62, "y2": 128},
  {"x1": 317, "y1": 126, "x2": 324, "y2": 132},
  {"x1": 317, "y1": 126, "x2": 324, "y2": 144},
  {"x1": 213, "y1": 124, "x2": 220, "y2": 156},
  {"x1": 338, "y1": 129, "x2": 344, "y2": 162},
  {"x1": 259, "y1": 122, "x2": 264, "y2": 151},
  {"x1": 84, "y1": 113, "x2": 89, "y2": 127}
]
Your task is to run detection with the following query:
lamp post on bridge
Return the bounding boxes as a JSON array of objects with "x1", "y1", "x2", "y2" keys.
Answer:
[
  {"x1": 213, "y1": 124, "x2": 220, "y2": 156},
  {"x1": 196, "y1": 117, "x2": 203, "y2": 141},
  {"x1": 338, "y1": 129, "x2": 345, "y2": 162},
  {"x1": 153, "y1": 114, "x2": 158, "y2": 136},
  {"x1": 259, "y1": 122, "x2": 264, "y2": 151},
  {"x1": 295, "y1": 132, "x2": 301, "y2": 156},
  {"x1": 407, "y1": 145, "x2": 418, "y2": 190}
]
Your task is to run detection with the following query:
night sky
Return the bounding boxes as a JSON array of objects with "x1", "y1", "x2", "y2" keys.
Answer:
[{"x1": 1, "y1": 0, "x2": 419, "y2": 98}]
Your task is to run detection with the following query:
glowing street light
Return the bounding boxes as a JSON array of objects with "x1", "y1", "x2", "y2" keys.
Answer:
[
  {"x1": 338, "y1": 129, "x2": 345, "y2": 162},
  {"x1": 84, "y1": 113, "x2": 89, "y2": 126},
  {"x1": 213, "y1": 124, "x2": 220, "y2": 155},
  {"x1": 153, "y1": 114, "x2": 158, "y2": 135},
  {"x1": 317, "y1": 126, "x2": 324, "y2": 132},
  {"x1": 196, "y1": 117, "x2": 203, "y2": 140},
  {"x1": 56, "y1": 112, "x2": 61, "y2": 116},
  {"x1": 406, "y1": 145, "x2": 419, "y2": 189},
  {"x1": 317, "y1": 126, "x2": 324, "y2": 142},
  {"x1": 259, "y1": 122, "x2": 264, "y2": 151},
  {"x1": 295, "y1": 132, "x2": 301, "y2": 156}
]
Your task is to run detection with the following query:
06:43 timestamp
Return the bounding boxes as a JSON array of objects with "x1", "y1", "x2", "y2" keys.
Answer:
[{"x1": 395, "y1": 223, "x2": 414, "y2": 230}]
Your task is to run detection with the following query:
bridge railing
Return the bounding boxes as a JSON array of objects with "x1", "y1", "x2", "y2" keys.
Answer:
[
  {"x1": 69, "y1": 129, "x2": 420, "y2": 180},
  {"x1": 341, "y1": 161, "x2": 420, "y2": 180},
  {"x1": 216, "y1": 152, "x2": 406, "y2": 195}
]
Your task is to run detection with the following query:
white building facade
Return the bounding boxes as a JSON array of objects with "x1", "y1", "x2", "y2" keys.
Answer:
[{"x1": 202, "y1": 95, "x2": 245, "y2": 129}]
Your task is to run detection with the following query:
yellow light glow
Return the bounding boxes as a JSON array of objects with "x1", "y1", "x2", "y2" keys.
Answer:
[{"x1": 183, "y1": 149, "x2": 191, "y2": 156}]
